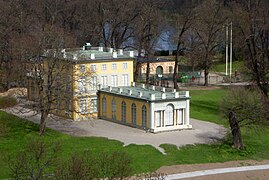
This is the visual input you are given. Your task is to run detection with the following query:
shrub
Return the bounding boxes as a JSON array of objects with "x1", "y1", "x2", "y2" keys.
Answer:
[{"x1": 0, "y1": 96, "x2": 17, "y2": 109}]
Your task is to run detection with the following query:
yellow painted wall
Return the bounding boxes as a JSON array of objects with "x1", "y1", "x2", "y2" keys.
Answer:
[
  {"x1": 72, "y1": 59, "x2": 133, "y2": 120},
  {"x1": 98, "y1": 92, "x2": 151, "y2": 129},
  {"x1": 27, "y1": 60, "x2": 75, "y2": 120},
  {"x1": 27, "y1": 58, "x2": 134, "y2": 121}
]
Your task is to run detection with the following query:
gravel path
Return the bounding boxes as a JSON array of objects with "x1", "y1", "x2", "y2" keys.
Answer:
[{"x1": 4, "y1": 105, "x2": 227, "y2": 154}]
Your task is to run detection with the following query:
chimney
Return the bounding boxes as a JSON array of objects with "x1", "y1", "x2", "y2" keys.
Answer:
[
  {"x1": 109, "y1": 86, "x2": 112, "y2": 92},
  {"x1": 151, "y1": 94, "x2": 155, "y2": 100},
  {"x1": 98, "y1": 47, "x2": 103, "y2": 51},
  {"x1": 73, "y1": 54, "x2": 78, "y2": 60},
  {"x1": 119, "y1": 88, "x2": 123, "y2": 93},
  {"x1": 118, "y1": 49, "x2": 123, "y2": 55},
  {"x1": 152, "y1": 86, "x2": 155, "y2": 90},
  {"x1": 61, "y1": 49, "x2": 66, "y2": 58},
  {"x1": 112, "y1": 51, "x2": 117, "y2": 58},
  {"x1": 132, "y1": 82, "x2": 136, "y2": 87},
  {"x1": 84, "y1": 43, "x2": 92, "y2": 50},
  {"x1": 109, "y1": 48, "x2": 113, "y2": 53},
  {"x1": 138, "y1": 91, "x2": 143, "y2": 98},
  {"x1": 142, "y1": 84, "x2": 145, "y2": 89},
  {"x1": 185, "y1": 91, "x2": 189, "y2": 97},
  {"x1": 175, "y1": 92, "x2": 179, "y2": 98},
  {"x1": 162, "y1": 87, "x2": 166, "y2": 92},
  {"x1": 128, "y1": 89, "x2": 132, "y2": 95},
  {"x1": 129, "y1": 51, "x2": 134, "y2": 57},
  {"x1": 162, "y1": 93, "x2": 166, "y2": 99},
  {"x1": 90, "y1": 53, "x2": 95, "y2": 60}
]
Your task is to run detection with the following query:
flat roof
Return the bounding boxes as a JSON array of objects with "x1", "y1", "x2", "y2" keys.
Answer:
[
  {"x1": 135, "y1": 57, "x2": 174, "y2": 63},
  {"x1": 99, "y1": 83, "x2": 190, "y2": 102},
  {"x1": 44, "y1": 46, "x2": 134, "y2": 62}
]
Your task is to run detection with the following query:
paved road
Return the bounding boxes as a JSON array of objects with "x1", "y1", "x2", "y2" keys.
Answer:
[
  {"x1": 166, "y1": 164, "x2": 269, "y2": 179},
  {"x1": 5, "y1": 105, "x2": 226, "y2": 154}
]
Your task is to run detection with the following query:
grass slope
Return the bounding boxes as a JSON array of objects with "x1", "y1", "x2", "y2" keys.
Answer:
[
  {"x1": 190, "y1": 89, "x2": 228, "y2": 126},
  {"x1": 0, "y1": 89, "x2": 269, "y2": 178}
]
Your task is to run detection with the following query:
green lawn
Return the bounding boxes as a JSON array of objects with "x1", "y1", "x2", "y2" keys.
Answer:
[
  {"x1": 0, "y1": 89, "x2": 269, "y2": 178},
  {"x1": 190, "y1": 88, "x2": 228, "y2": 126},
  {"x1": 211, "y1": 60, "x2": 244, "y2": 74}
]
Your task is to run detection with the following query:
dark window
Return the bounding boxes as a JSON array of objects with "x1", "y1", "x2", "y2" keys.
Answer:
[
  {"x1": 142, "y1": 105, "x2": 147, "y2": 128},
  {"x1": 102, "y1": 97, "x2": 106, "y2": 117},
  {"x1": 112, "y1": 99, "x2": 116, "y2": 120},
  {"x1": 121, "y1": 101, "x2": 126, "y2": 122},
  {"x1": 131, "y1": 103, "x2": 136, "y2": 125}
]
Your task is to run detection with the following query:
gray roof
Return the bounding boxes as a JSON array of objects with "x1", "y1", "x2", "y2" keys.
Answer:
[
  {"x1": 99, "y1": 83, "x2": 190, "y2": 102},
  {"x1": 62, "y1": 47, "x2": 133, "y2": 61},
  {"x1": 44, "y1": 46, "x2": 134, "y2": 62}
]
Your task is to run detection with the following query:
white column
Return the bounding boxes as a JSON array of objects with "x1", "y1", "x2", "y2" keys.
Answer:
[
  {"x1": 173, "y1": 109, "x2": 177, "y2": 126},
  {"x1": 162, "y1": 110, "x2": 164, "y2": 127},
  {"x1": 185, "y1": 92, "x2": 190, "y2": 126},
  {"x1": 150, "y1": 102, "x2": 154, "y2": 130}
]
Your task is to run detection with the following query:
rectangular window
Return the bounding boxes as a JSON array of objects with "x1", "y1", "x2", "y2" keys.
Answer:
[
  {"x1": 78, "y1": 97, "x2": 88, "y2": 114},
  {"x1": 122, "y1": 74, "x2": 128, "y2": 86},
  {"x1": 90, "y1": 76, "x2": 97, "y2": 90},
  {"x1": 80, "y1": 64, "x2": 86, "y2": 73},
  {"x1": 155, "y1": 111, "x2": 161, "y2": 127},
  {"x1": 101, "y1": 76, "x2": 108, "y2": 88},
  {"x1": 90, "y1": 64, "x2": 97, "y2": 71},
  {"x1": 123, "y1": 63, "x2": 128, "y2": 69},
  {"x1": 78, "y1": 76, "x2": 88, "y2": 93},
  {"x1": 101, "y1": 64, "x2": 107, "y2": 70},
  {"x1": 90, "y1": 98, "x2": 97, "y2": 113},
  {"x1": 169, "y1": 66, "x2": 173, "y2": 73},
  {"x1": 177, "y1": 109, "x2": 183, "y2": 125},
  {"x1": 111, "y1": 75, "x2": 118, "y2": 87},
  {"x1": 112, "y1": 63, "x2": 117, "y2": 70}
]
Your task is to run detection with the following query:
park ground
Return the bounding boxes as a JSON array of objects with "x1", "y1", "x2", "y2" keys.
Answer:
[{"x1": 0, "y1": 87, "x2": 269, "y2": 179}]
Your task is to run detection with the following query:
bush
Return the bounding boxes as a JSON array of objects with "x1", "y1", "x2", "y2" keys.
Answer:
[
  {"x1": 0, "y1": 96, "x2": 17, "y2": 108},
  {"x1": 55, "y1": 150, "x2": 132, "y2": 179},
  {"x1": 8, "y1": 138, "x2": 61, "y2": 179}
]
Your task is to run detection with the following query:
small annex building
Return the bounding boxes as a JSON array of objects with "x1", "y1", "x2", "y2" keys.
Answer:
[{"x1": 97, "y1": 83, "x2": 192, "y2": 133}]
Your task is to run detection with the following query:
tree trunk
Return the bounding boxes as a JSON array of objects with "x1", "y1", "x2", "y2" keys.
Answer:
[
  {"x1": 229, "y1": 111, "x2": 244, "y2": 149},
  {"x1": 204, "y1": 69, "x2": 209, "y2": 86},
  {"x1": 145, "y1": 62, "x2": 150, "y2": 85},
  {"x1": 39, "y1": 111, "x2": 48, "y2": 136},
  {"x1": 173, "y1": 54, "x2": 179, "y2": 89}
]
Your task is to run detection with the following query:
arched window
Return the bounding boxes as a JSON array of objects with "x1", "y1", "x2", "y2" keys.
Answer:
[
  {"x1": 121, "y1": 101, "x2": 126, "y2": 122},
  {"x1": 131, "y1": 103, "x2": 136, "y2": 125},
  {"x1": 102, "y1": 97, "x2": 106, "y2": 117},
  {"x1": 142, "y1": 105, "x2": 147, "y2": 128},
  {"x1": 165, "y1": 104, "x2": 174, "y2": 126},
  {"x1": 112, "y1": 98, "x2": 116, "y2": 120}
]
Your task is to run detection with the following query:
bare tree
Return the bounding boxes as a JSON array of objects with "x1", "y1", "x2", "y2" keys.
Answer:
[
  {"x1": 230, "y1": 0, "x2": 269, "y2": 98},
  {"x1": 193, "y1": 0, "x2": 226, "y2": 86},
  {"x1": 133, "y1": 0, "x2": 164, "y2": 84},
  {"x1": 8, "y1": 138, "x2": 61, "y2": 179},
  {"x1": 169, "y1": 5, "x2": 195, "y2": 89},
  {"x1": 26, "y1": 25, "x2": 75, "y2": 135}
]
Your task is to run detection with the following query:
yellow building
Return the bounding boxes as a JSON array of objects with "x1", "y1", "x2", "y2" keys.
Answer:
[
  {"x1": 27, "y1": 44, "x2": 134, "y2": 121},
  {"x1": 98, "y1": 82, "x2": 192, "y2": 132},
  {"x1": 136, "y1": 57, "x2": 175, "y2": 79}
]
